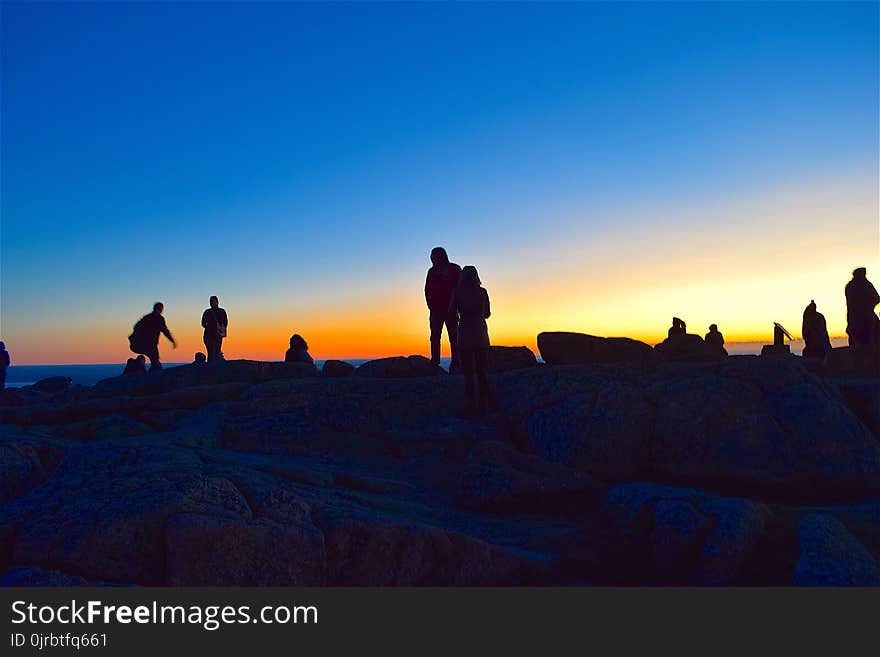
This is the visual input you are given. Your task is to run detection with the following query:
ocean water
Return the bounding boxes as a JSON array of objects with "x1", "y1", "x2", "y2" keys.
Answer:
[{"x1": 3, "y1": 358, "x2": 452, "y2": 388}]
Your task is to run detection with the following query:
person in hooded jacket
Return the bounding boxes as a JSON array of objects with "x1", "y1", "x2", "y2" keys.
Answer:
[
  {"x1": 845, "y1": 267, "x2": 880, "y2": 348},
  {"x1": 449, "y1": 265, "x2": 491, "y2": 416},
  {"x1": 285, "y1": 334, "x2": 313, "y2": 364},
  {"x1": 802, "y1": 300, "x2": 832, "y2": 359},
  {"x1": 425, "y1": 247, "x2": 462, "y2": 370}
]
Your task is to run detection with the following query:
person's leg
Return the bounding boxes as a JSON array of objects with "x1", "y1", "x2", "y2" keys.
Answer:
[
  {"x1": 0, "y1": 370, "x2": 5, "y2": 391},
  {"x1": 429, "y1": 311, "x2": 444, "y2": 365},
  {"x1": 445, "y1": 312, "x2": 459, "y2": 371},
  {"x1": 475, "y1": 348, "x2": 490, "y2": 413},
  {"x1": 204, "y1": 335, "x2": 213, "y2": 362},
  {"x1": 145, "y1": 346, "x2": 161, "y2": 371},
  {"x1": 217, "y1": 336, "x2": 224, "y2": 360}
]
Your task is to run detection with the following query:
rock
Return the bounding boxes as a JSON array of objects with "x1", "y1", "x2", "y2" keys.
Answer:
[
  {"x1": 458, "y1": 440, "x2": 600, "y2": 512},
  {"x1": 0, "y1": 427, "x2": 66, "y2": 503},
  {"x1": 322, "y1": 360, "x2": 356, "y2": 377},
  {"x1": 0, "y1": 566, "x2": 89, "y2": 586},
  {"x1": 355, "y1": 355, "x2": 444, "y2": 378},
  {"x1": 825, "y1": 346, "x2": 880, "y2": 378},
  {"x1": 164, "y1": 513, "x2": 325, "y2": 585},
  {"x1": 30, "y1": 376, "x2": 73, "y2": 394},
  {"x1": 537, "y1": 332, "x2": 654, "y2": 365},
  {"x1": 314, "y1": 506, "x2": 539, "y2": 585},
  {"x1": 836, "y1": 380, "x2": 880, "y2": 438},
  {"x1": 603, "y1": 483, "x2": 771, "y2": 585},
  {"x1": 794, "y1": 514, "x2": 880, "y2": 585},
  {"x1": 486, "y1": 346, "x2": 538, "y2": 373},
  {"x1": 654, "y1": 334, "x2": 721, "y2": 362}
]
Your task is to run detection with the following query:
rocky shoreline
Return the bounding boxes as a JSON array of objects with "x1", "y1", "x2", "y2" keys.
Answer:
[{"x1": 1, "y1": 337, "x2": 879, "y2": 586}]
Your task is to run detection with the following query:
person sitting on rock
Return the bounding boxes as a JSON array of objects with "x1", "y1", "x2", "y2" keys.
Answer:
[
  {"x1": 802, "y1": 300, "x2": 832, "y2": 360},
  {"x1": 449, "y1": 265, "x2": 491, "y2": 416},
  {"x1": 0, "y1": 341, "x2": 9, "y2": 391},
  {"x1": 285, "y1": 334, "x2": 313, "y2": 364},
  {"x1": 193, "y1": 352, "x2": 207, "y2": 365},
  {"x1": 845, "y1": 267, "x2": 880, "y2": 348},
  {"x1": 668, "y1": 317, "x2": 686, "y2": 338},
  {"x1": 129, "y1": 302, "x2": 177, "y2": 371},
  {"x1": 122, "y1": 354, "x2": 148, "y2": 375},
  {"x1": 704, "y1": 324, "x2": 727, "y2": 355}
]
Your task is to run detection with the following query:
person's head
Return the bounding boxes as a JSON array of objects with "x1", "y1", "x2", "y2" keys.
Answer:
[
  {"x1": 430, "y1": 247, "x2": 449, "y2": 267},
  {"x1": 853, "y1": 267, "x2": 867, "y2": 279},
  {"x1": 806, "y1": 299, "x2": 817, "y2": 313},
  {"x1": 459, "y1": 265, "x2": 481, "y2": 288},
  {"x1": 709, "y1": 324, "x2": 718, "y2": 332},
  {"x1": 290, "y1": 334, "x2": 308, "y2": 351},
  {"x1": 194, "y1": 352, "x2": 207, "y2": 364},
  {"x1": 209, "y1": 296, "x2": 219, "y2": 308},
  {"x1": 153, "y1": 302, "x2": 164, "y2": 314},
  {"x1": 136, "y1": 355, "x2": 146, "y2": 365},
  {"x1": 0, "y1": 341, "x2": 5, "y2": 351}
]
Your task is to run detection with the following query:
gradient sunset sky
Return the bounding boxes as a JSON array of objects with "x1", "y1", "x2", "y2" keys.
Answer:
[{"x1": 1, "y1": 1, "x2": 877, "y2": 365}]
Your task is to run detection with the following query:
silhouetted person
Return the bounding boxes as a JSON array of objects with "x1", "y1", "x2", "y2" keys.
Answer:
[
  {"x1": 668, "y1": 317, "x2": 686, "y2": 338},
  {"x1": 425, "y1": 247, "x2": 462, "y2": 370},
  {"x1": 845, "y1": 267, "x2": 880, "y2": 348},
  {"x1": 201, "y1": 296, "x2": 228, "y2": 363},
  {"x1": 129, "y1": 302, "x2": 177, "y2": 371},
  {"x1": 285, "y1": 334, "x2": 313, "y2": 364},
  {"x1": 704, "y1": 324, "x2": 727, "y2": 355},
  {"x1": 802, "y1": 300, "x2": 832, "y2": 360},
  {"x1": 123, "y1": 354, "x2": 147, "y2": 375},
  {"x1": 193, "y1": 352, "x2": 207, "y2": 365},
  {"x1": 0, "y1": 341, "x2": 9, "y2": 391},
  {"x1": 450, "y1": 265, "x2": 491, "y2": 416}
]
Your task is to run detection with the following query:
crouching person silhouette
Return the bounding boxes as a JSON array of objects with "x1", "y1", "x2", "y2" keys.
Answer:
[{"x1": 129, "y1": 302, "x2": 177, "y2": 371}]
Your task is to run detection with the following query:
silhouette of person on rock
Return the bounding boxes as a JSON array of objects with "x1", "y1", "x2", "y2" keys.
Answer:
[
  {"x1": 129, "y1": 302, "x2": 177, "y2": 371},
  {"x1": 704, "y1": 324, "x2": 727, "y2": 355},
  {"x1": 845, "y1": 267, "x2": 880, "y2": 348},
  {"x1": 802, "y1": 300, "x2": 832, "y2": 359},
  {"x1": 193, "y1": 352, "x2": 207, "y2": 365},
  {"x1": 123, "y1": 354, "x2": 148, "y2": 375},
  {"x1": 425, "y1": 247, "x2": 462, "y2": 371},
  {"x1": 285, "y1": 334, "x2": 313, "y2": 364},
  {"x1": 449, "y1": 265, "x2": 491, "y2": 416},
  {"x1": 201, "y1": 296, "x2": 228, "y2": 363},
  {"x1": 668, "y1": 317, "x2": 686, "y2": 338},
  {"x1": 0, "y1": 341, "x2": 9, "y2": 391}
]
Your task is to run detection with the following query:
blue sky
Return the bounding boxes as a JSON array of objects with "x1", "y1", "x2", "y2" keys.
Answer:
[{"x1": 1, "y1": 1, "x2": 877, "y2": 363}]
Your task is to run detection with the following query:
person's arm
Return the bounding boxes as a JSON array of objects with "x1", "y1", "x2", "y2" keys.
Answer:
[
  {"x1": 871, "y1": 283, "x2": 880, "y2": 307},
  {"x1": 160, "y1": 318, "x2": 176, "y2": 345},
  {"x1": 201, "y1": 310, "x2": 209, "y2": 329},
  {"x1": 221, "y1": 309, "x2": 228, "y2": 327},
  {"x1": 425, "y1": 271, "x2": 433, "y2": 308},
  {"x1": 483, "y1": 289, "x2": 491, "y2": 319}
]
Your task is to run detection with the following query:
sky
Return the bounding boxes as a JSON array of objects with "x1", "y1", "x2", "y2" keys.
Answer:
[{"x1": 1, "y1": 1, "x2": 877, "y2": 365}]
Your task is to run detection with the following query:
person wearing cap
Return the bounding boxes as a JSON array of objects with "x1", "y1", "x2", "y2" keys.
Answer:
[
  {"x1": 0, "y1": 341, "x2": 9, "y2": 390},
  {"x1": 845, "y1": 267, "x2": 880, "y2": 348},
  {"x1": 802, "y1": 300, "x2": 832, "y2": 359}
]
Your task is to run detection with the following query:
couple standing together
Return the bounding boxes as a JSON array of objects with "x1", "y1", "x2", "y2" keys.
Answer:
[{"x1": 425, "y1": 247, "x2": 492, "y2": 414}]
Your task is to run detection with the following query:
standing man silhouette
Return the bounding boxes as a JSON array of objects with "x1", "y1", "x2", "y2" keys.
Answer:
[
  {"x1": 425, "y1": 247, "x2": 461, "y2": 371},
  {"x1": 845, "y1": 267, "x2": 880, "y2": 348},
  {"x1": 201, "y1": 296, "x2": 228, "y2": 363}
]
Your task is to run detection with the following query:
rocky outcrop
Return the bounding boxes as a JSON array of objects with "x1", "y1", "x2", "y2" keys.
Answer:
[
  {"x1": 355, "y1": 355, "x2": 444, "y2": 378},
  {"x1": 486, "y1": 346, "x2": 538, "y2": 372},
  {"x1": 653, "y1": 334, "x2": 722, "y2": 362},
  {"x1": 537, "y1": 332, "x2": 654, "y2": 365},
  {"x1": 322, "y1": 360, "x2": 356, "y2": 377},
  {"x1": 1, "y1": 354, "x2": 879, "y2": 586}
]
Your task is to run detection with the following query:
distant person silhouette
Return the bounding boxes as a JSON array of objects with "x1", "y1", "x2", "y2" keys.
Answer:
[
  {"x1": 128, "y1": 302, "x2": 177, "y2": 371},
  {"x1": 704, "y1": 324, "x2": 727, "y2": 355},
  {"x1": 449, "y1": 265, "x2": 491, "y2": 416},
  {"x1": 668, "y1": 317, "x2": 686, "y2": 338},
  {"x1": 425, "y1": 247, "x2": 462, "y2": 370},
  {"x1": 0, "y1": 341, "x2": 9, "y2": 391},
  {"x1": 122, "y1": 354, "x2": 147, "y2": 375},
  {"x1": 802, "y1": 300, "x2": 832, "y2": 359},
  {"x1": 285, "y1": 334, "x2": 313, "y2": 364},
  {"x1": 201, "y1": 296, "x2": 228, "y2": 363},
  {"x1": 193, "y1": 352, "x2": 207, "y2": 365},
  {"x1": 845, "y1": 267, "x2": 880, "y2": 348}
]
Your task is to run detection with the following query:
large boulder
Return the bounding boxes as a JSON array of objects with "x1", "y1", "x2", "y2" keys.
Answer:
[
  {"x1": 0, "y1": 427, "x2": 66, "y2": 503},
  {"x1": 355, "y1": 355, "x2": 444, "y2": 378},
  {"x1": 486, "y1": 346, "x2": 538, "y2": 373},
  {"x1": 322, "y1": 360, "x2": 356, "y2": 377},
  {"x1": 825, "y1": 346, "x2": 880, "y2": 378},
  {"x1": 30, "y1": 376, "x2": 73, "y2": 394},
  {"x1": 537, "y1": 332, "x2": 654, "y2": 365},
  {"x1": 794, "y1": 514, "x2": 880, "y2": 585},
  {"x1": 603, "y1": 482, "x2": 771, "y2": 585},
  {"x1": 653, "y1": 334, "x2": 722, "y2": 362}
]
